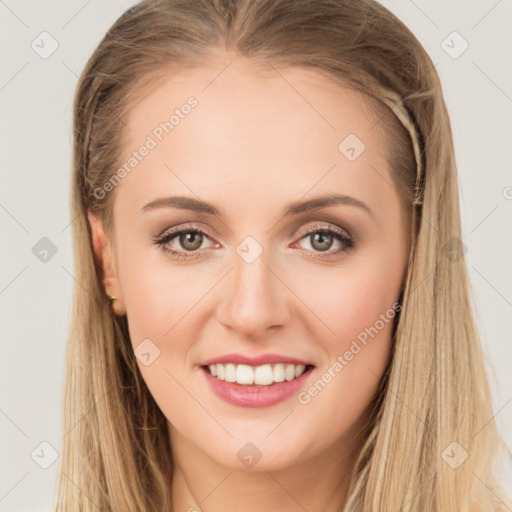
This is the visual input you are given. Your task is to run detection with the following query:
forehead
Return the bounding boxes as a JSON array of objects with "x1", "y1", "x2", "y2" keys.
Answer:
[
  {"x1": 112, "y1": 56, "x2": 392, "y2": 216},
  {"x1": 124, "y1": 57, "x2": 380, "y2": 143}
]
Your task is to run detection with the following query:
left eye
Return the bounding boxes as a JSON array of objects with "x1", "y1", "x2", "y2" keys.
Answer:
[{"x1": 295, "y1": 226, "x2": 354, "y2": 256}]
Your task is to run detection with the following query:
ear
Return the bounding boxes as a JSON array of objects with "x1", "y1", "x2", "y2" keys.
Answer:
[{"x1": 87, "y1": 210, "x2": 126, "y2": 316}]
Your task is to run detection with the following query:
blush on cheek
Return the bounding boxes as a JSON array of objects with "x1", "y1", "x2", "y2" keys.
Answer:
[
  {"x1": 117, "y1": 252, "x2": 176, "y2": 338},
  {"x1": 298, "y1": 270, "x2": 398, "y2": 342}
]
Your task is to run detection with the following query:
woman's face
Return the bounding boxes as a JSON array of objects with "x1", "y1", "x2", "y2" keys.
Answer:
[{"x1": 92, "y1": 56, "x2": 410, "y2": 471}]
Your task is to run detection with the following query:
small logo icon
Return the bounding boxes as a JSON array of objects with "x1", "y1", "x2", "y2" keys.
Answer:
[
  {"x1": 31, "y1": 31, "x2": 59, "y2": 59},
  {"x1": 134, "y1": 338, "x2": 161, "y2": 366},
  {"x1": 441, "y1": 441, "x2": 468, "y2": 469},
  {"x1": 441, "y1": 31, "x2": 469, "y2": 59},
  {"x1": 442, "y1": 237, "x2": 467, "y2": 262},
  {"x1": 32, "y1": 237, "x2": 58, "y2": 263},
  {"x1": 236, "y1": 236, "x2": 263, "y2": 264},
  {"x1": 31, "y1": 441, "x2": 59, "y2": 469},
  {"x1": 237, "y1": 442, "x2": 262, "y2": 468},
  {"x1": 338, "y1": 134, "x2": 366, "y2": 161}
]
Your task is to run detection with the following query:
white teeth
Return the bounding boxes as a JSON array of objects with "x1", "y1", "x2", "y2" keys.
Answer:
[
  {"x1": 235, "y1": 364, "x2": 253, "y2": 384},
  {"x1": 254, "y1": 364, "x2": 274, "y2": 385},
  {"x1": 285, "y1": 364, "x2": 295, "y2": 381},
  {"x1": 295, "y1": 364, "x2": 305, "y2": 378},
  {"x1": 206, "y1": 362, "x2": 309, "y2": 386},
  {"x1": 273, "y1": 363, "x2": 285, "y2": 382},
  {"x1": 225, "y1": 363, "x2": 236, "y2": 383}
]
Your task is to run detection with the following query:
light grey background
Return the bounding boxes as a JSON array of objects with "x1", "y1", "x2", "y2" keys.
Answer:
[{"x1": 1, "y1": 1, "x2": 510, "y2": 510}]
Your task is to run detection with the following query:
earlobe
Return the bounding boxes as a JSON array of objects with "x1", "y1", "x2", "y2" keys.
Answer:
[{"x1": 87, "y1": 210, "x2": 127, "y2": 316}]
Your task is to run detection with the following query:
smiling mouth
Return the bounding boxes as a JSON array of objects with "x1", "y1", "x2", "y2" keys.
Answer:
[{"x1": 201, "y1": 363, "x2": 315, "y2": 387}]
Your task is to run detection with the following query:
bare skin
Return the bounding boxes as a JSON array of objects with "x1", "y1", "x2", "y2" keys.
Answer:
[{"x1": 89, "y1": 53, "x2": 410, "y2": 511}]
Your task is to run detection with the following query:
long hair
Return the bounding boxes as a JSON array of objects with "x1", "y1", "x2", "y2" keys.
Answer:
[{"x1": 54, "y1": 1, "x2": 509, "y2": 510}]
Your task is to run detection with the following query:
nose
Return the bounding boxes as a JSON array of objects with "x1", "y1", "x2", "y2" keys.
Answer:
[{"x1": 215, "y1": 247, "x2": 290, "y2": 340}]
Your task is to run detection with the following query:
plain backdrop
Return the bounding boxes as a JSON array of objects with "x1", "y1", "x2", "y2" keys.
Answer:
[{"x1": 1, "y1": 1, "x2": 511, "y2": 510}]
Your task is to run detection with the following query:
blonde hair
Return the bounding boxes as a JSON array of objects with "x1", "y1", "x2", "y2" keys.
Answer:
[{"x1": 54, "y1": 0, "x2": 510, "y2": 510}]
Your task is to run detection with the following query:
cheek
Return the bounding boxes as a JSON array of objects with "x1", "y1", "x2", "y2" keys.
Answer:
[
  {"x1": 116, "y1": 234, "x2": 202, "y2": 345},
  {"x1": 115, "y1": 241, "x2": 213, "y2": 419},
  {"x1": 290, "y1": 248, "x2": 403, "y2": 436},
  {"x1": 117, "y1": 250, "x2": 204, "y2": 415},
  {"x1": 292, "y1": 246, "x2": 402, "y2": 347}
]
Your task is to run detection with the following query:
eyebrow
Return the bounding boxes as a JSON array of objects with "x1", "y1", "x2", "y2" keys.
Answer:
[{"x1": 141, "y1": 193, "x2": 372, "y2": 217}]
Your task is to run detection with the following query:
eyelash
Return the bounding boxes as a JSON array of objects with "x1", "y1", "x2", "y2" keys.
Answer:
[{"x1": 152, "y1": 222, "x2": 354, "y2": 261}]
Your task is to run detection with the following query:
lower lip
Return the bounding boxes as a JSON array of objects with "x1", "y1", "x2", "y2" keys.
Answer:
[{"x1": 201, "y1": 366, "x2": 314, "y2": 408}]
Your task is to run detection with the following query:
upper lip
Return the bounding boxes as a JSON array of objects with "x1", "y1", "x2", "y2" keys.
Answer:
[{"x1": 201, "y1": 353, "x2": 314, "y2": 367}]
